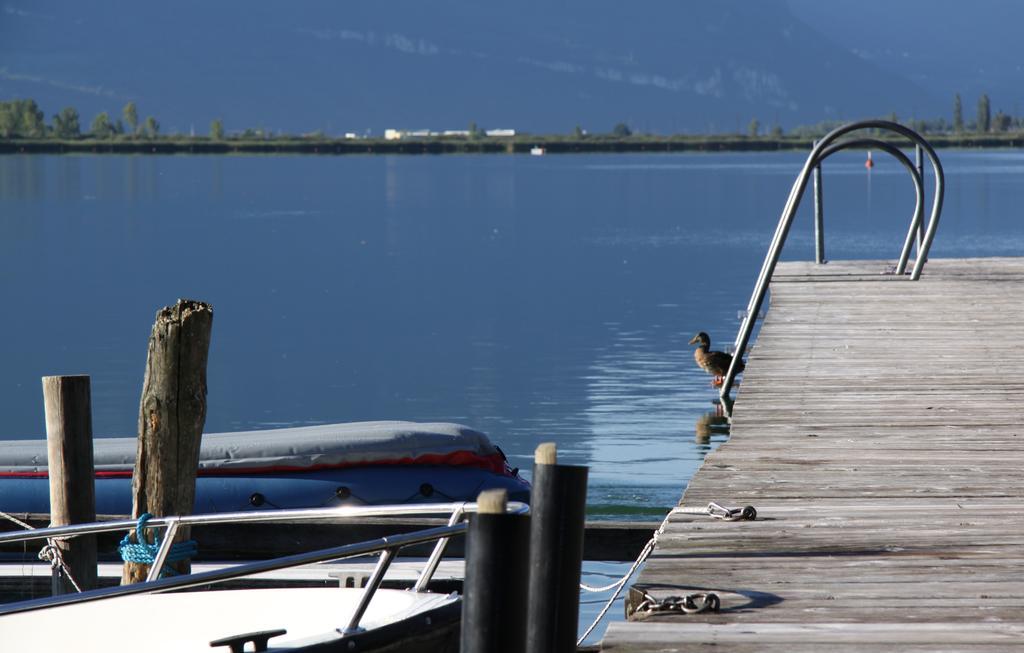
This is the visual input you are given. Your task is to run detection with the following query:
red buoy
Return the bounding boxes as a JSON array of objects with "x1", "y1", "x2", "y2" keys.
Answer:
[{"x1": 865, "y1": 150, "x2": 874, "y2": 169}]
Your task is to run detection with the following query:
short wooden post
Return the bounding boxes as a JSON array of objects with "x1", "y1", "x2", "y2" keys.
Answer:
[
  {"x1": 122, "y1": 299, "x2": 213, "y2": 584},
  {"x1": 42, "y1": 374, "x2": 97, "y2": 594},
  {"x1": 461, "y1": 488, "x2": 529, "y2": 653},
  {"x1": 526, "y1": 442, "x2": 589, "y2": 653}
]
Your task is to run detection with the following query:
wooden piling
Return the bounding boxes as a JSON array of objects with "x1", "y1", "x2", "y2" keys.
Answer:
[
  {"x1": 526, "y1": 442, "x2": 589, "y2": 653},
  {"x1": 461, "y1": 488, "x2": 529, "y2": 653},
  {"x1": 42, "y1": 374, "x2": 97, "y2": 594},
  {"x1": 122, "y1": 299, "x2": 213, "y2": 584}
]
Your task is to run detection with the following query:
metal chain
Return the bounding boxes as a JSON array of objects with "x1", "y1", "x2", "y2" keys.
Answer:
[{"x1": 634, "y1": 590, "x2": 721, "y2": 616}]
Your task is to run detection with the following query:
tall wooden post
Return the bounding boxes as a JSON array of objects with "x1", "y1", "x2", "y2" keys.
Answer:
[
  {"x1": 42, "y1": 374, "x2": 97, "y2": 594},
  {"x1": 526, "y1": 442, "x2": 589, "y2": 653},
  {"x1": 461, "y1": 489, "x2": 529, "y2": 653},
  {"x1": 122, "y1": 299, "x2": 213, "y2": 584}
]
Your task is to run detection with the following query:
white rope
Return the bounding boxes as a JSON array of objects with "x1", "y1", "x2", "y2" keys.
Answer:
[
  {"x1": 0, "y1": 509, "x2": 85, "y2": 593},
  {"x1": 39, "y1": 542, "x2": 84, "y2": 593},
  {"x1": 576, "y1": 535, "x2": 657, "y2": 645},
  {"x1": 0, "y1": 509, "x2": 35, "y2": 530},
  {"x1": 580, "y1": 575, "x2": 630, "y2": 594},
  {"x1": 576, "y1": 504, "x2": 677, "y2": 645},
  {"x1": 670, "y1": 505, "x2": 715, "y2": 515},
  {"x1": 579, "y1": 537, "x2": 656, "y2": 593},
  {"x1": 576, "y1": 501, "x2": 755, "y2": 646},
  {"x1": 578, "y1": 503, "x2": 734, "y2": 594}
]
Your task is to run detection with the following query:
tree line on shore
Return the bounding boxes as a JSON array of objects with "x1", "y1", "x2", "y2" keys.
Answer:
[
  {"x1": 0, "y1": 99, "x2": 224, "y2": 141},
  {"x1": 0, "y1": 95, "x2": 1020, "y2": 142},
  {"x1": 786, "y1": 94, "x2": 1014, "y2": 139}
]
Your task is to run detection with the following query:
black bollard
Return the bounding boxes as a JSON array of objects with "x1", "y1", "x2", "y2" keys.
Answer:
[
  {"x1": 526, "y1": 443, "x2": 589, "y2": 653},
  {"x1": 461, "y1": 489, "x2": 529, "y2": 653}
]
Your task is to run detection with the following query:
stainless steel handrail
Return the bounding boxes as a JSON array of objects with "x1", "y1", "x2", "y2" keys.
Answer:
[
  {"x1": 343, "y1": 546, "x2": 398, "y2": 635},
  {"x1": 0, "y1": 501, "x2": 530, "y2": 630},
  {"x1": 720, "y1": 120, "x2": 944, "y2": 400},
  {"x1": 413, "y1": 502, "x2": 466, "y2": 592},
  {"x1": 812, "y1": 140, "x2": 927, "y2": 266},
  {"x1": 0, "y1": 502, "x2": 503, "y2": 545},
  {"x1": 815, "y1": 138, "x2": 924, "y2": 274}
]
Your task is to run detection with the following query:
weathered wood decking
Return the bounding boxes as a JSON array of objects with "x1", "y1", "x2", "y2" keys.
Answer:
[{"x1": 602, "y1": 257, "x2": 1024, "y2": 651}]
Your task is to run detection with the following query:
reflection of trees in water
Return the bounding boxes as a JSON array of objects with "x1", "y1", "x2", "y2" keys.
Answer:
[
  {"x1": 58, "y1": 157, "x2": 81, "y2": 202},
  {"x1": 0, "y1": 155, "x2": 45, "y2": 201},
  {"x1": 694, "y1": 410, "x2": 730, "y2": 444}
]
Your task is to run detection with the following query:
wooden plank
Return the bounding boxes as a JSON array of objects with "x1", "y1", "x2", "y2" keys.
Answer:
[
  {"x1": 605, "y1": 621, "x2": 1024, "y2": 645},
  {"x1": 603, "y1": 257, "x2": 1024, "y2": 651}
]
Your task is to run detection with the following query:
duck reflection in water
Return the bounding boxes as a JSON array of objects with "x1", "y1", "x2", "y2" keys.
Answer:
[
  {"x1": 688, "y1": 331, "x2": 745, "y2": 388},
  {"x1": 695, "y1": 410, "x2": 731, "y2": 445}
]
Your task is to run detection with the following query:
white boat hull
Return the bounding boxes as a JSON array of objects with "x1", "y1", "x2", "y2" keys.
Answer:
[{"x1": 0, "y1": 586, "x2": 461, "y2": 652}]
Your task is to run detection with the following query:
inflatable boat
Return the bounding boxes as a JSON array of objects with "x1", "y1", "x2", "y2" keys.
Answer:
[{"x1": 0, "y1": 421, "x2": 530, "y2": 514}]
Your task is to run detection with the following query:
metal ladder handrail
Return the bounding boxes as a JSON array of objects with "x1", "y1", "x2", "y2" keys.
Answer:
[
  {"x1": 0, "y1": 500, "x2": 529, "y2": 630},
  {"x1": 719, "y1": 120, "x2": 945, "y2": 400},
  {"x1": 815, "y1": 138, "x2": 924, "y2": 274}
]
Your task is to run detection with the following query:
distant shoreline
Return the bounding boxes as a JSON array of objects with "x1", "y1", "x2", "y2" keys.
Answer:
[{"x1": 3, "y1": 133, "x2": 1024, "y2": 155}]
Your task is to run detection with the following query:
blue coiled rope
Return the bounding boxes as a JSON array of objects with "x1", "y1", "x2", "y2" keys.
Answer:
[{"x1": 118, "y1": 513, "x2": 198, "y2": 578}]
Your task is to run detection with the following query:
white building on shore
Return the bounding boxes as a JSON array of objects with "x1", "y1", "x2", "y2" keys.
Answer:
[{"x1": 384, "y1": 128, "x2": 517, "y2": 140}]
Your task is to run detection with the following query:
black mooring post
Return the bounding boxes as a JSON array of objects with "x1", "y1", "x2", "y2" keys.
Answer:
[
  {"x1": 526, "y1": 443, "x2": 589, "y2": 653},
  {"x1": 461, "y1": 489, "x2": 529, "y2": 653}
]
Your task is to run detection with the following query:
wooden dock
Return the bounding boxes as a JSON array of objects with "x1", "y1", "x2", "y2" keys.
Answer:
[{"x1": 602, "y1": 257, "x2": 1024, "y2": 651}]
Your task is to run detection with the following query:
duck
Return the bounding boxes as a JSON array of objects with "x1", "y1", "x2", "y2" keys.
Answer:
[{"x1": 688, "y1": 331, "x2": 744, "y2": 387}]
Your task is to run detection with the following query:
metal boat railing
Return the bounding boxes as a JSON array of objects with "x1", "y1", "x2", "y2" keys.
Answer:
[
  {"x1": 0, "y1": 501, "x2": 529, "y2": 634},
  {"x1": 720, "y1": 120, "x2": 945, "y2": 400}
]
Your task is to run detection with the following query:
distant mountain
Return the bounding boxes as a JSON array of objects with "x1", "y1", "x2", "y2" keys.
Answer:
[
  {"x1": 0, "y1": 1, "x2": 1013, "y2": 135},
  {"x1": 787, "y1": 0, "x2": 1024, "y2": 120}
]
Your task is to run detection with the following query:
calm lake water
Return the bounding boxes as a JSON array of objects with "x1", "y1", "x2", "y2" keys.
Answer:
[{"x1": 2, "y1": 149, "x2": 1024, "y2": 521}]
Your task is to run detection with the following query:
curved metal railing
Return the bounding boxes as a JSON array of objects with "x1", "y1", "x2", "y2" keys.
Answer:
[
  {"x1": 815, "y1": 138, "x2": 924, "y2": 273},
  {"x1": 0, "y1": 501, "x2": 529, "y2": 634},
  {"x1": 719, "y1": 120, "x2": 945, "y2": 400}
]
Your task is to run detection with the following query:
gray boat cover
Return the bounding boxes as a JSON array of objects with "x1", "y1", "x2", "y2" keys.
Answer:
[{"x1": 0, "y1": 421, "x2": 507, "y2": 476}]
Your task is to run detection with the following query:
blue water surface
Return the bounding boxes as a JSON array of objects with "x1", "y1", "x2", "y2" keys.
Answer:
[{"x1": 1, "y1": 149, "x2": 1023, "y2": 522}]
